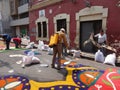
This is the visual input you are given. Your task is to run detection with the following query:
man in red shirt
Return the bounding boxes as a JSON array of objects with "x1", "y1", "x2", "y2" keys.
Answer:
[{"x1": 12, "y1": 36, "x2": 22, "y2": 48}]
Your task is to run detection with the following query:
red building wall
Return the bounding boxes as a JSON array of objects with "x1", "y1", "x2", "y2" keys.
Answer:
[{"x1": 29, "y1": 0, "x2": 120, "y2": 51}]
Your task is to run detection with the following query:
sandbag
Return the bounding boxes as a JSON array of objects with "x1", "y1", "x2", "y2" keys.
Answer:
[
  {"x1": 73, "y1": 50, "x2": 81, "y2": 58},
  {"x1": 26, "y1": 42, "x2": 35, "y2": 49},
  {"x1": 22, "y1": 56, "x2": 40, "y2": 65},
  {"x1": 27, "y1": 50, "x2": 35, "y2": 56},
  {"x1": 22, "y1": 56, "x2": 33, "y2": 65},
  {"x1": 41, "y1": 44, "x2": 49, "y2": 51},
  {"x1": 22, "y1": 50, "x2": 40, "y2": 65},
  {"x1": 37, "y1": 40, "x2": 44, "y2": 50},
  {"x1": 95, "y1": 50, "x2": 104, "y2": 63},
  {"x1": 104, "y1": 53, "x2": 116, "y2": 66},
  {"x1": 32, "y1": 57, "x2": 40, "y2": 64},
  {"x1": 48, "y1": 48, "x2": 53, "y2": 55},
  {"x1": 24, "y1": 50, "x2": 41, "y2": 55}
]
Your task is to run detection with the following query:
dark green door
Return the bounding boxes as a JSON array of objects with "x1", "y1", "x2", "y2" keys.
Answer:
[{"x1": 80, "y1": 20, "x2": 102, "y2": 53}]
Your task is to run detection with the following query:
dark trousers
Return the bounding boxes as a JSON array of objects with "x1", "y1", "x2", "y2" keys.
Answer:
[
  {"x1": 5, "y1": 41, "x2": 10, "y2": 50},
  {"x1": 99, "y1": 43, "x2": 106, "y2": 57},
  {"x1": 14, "y1": 41, "x2": 19, "y2": 48},
  {"x1": 62, "y1": 43, "x2": 67, "y2": 57}
]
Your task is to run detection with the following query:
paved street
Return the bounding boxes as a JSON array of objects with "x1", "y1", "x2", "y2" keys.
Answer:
[{"x1": 0, "y1": 48, "x2": 119, "y2": 82}]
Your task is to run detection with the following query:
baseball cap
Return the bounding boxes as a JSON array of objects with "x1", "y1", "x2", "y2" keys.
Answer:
[{"x1": 60, "y1": 28, "x2": 65, "y2": 32}]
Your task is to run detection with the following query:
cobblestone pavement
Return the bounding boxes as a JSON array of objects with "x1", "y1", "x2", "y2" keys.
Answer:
[{"x1": 0, "y1": 48, "x2": 120, "y2": 82}]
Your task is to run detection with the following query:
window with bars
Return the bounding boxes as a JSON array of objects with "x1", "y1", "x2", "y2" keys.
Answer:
[
  {"x1": 37, "y1": 21, "x2": 47, "y2": 38},
  {"x1": 10, "y1": 0, "x2": 15, "y2": 14}
]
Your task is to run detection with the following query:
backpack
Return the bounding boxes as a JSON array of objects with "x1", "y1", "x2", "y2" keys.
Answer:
[{"x1": 49, "y1": 33, "x2": 59, "y2": 48}]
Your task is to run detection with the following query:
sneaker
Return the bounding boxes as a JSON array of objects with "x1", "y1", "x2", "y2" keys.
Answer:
[
  {"x1": 5, "y1": 48, "x2": 10, "y2": 50},
  {"x1": 51, "y1": 64, "x2": 55, "y2": 68}
]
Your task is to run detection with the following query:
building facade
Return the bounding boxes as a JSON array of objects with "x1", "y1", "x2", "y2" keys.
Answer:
[
  {"x1": 10, "y1": 0, "x2": 29, "y2": 37},
  {"x1": 0, "y1": 0, "x2": 13, "y2": 35},
  {"x1": 29, "y1": 0, "x2": 120, "y2": 53}
]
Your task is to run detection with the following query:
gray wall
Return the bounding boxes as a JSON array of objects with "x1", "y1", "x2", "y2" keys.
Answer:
[{"x1": 0, "y1": 0, "x2": 14, "y2": 35}]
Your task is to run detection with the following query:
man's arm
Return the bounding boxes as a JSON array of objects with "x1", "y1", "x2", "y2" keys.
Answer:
[{"x1": 62, "y1": 34, "x2": 68, "y2": 48}]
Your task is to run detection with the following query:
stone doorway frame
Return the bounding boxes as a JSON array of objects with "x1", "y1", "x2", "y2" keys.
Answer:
[
  {"x1": 75, "y1": 6, "x2": 108, "y2": 48},
  {"x1": 53, "y1": 13, "x2": 70, "y2": 35}
]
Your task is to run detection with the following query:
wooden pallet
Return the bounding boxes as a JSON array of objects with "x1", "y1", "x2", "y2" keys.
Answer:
[{"x1": 80, "y1": 52, "x2": 94, "y2": 59}]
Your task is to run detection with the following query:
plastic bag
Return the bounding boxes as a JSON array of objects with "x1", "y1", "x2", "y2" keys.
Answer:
[
  {"x1": 104, "y1": 53, "x2": 116, "y2": 66},
  {"x1": 95, "y1": 50, "x2": 104, "y2": 63},
  {"x1": 22, "y1": 56, "x2": 32, "y2": 65},
  {"x1": 26, "y1": 42, "x2": 34, "y2": 49},
  {"x1": 73, "y1": 50, "x2": 81, "y2": 58},
  {"x1": 41, "y1": 44, "x2": 49, "y2": 51},
  {"x1": 38, "y1": 40, "x2": 44, "y2": 50},
  {"x1": 22, "y1": 56, "x2": 40, "y2": 65},
  {"x1": 48, "y1": 48, "x2": 53, "y2": 55},
  {"x1": 27, "y1": 50, "x2": 34, "y2": 57}
]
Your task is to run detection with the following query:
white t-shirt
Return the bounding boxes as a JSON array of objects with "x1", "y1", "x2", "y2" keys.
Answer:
[{"x1": 94, "y1": 33, "x2": 107, "y2": 44}]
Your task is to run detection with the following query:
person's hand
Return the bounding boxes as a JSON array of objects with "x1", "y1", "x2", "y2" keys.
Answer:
[{"x1": 66, "y1": 46, "x2": 70, "y2": 50}]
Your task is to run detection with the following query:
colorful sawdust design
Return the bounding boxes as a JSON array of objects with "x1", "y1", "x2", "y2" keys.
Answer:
[
  {"x1": 0, "y1": 64, "x2": 106, "y2": 90},
  {"x1": 0, "y1": 40, "x2": 15, "y2": 50},
  {"x1": 89, "y1": 68, "x2": 120, "y2": 90},
  {"x1": 0, "y1": 75, "x2": 30, "y2": 90},
  {"x1": 0, "y1": 56, "x2": 120, "y2": 90}
]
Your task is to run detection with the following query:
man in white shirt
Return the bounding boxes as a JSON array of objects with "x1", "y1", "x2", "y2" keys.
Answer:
[
  {"x1": 94, "y1": 29, "x2": 108, "y2": 56},
  {"x1": 94, "y1": 30, "x2": 107, "y2": 45}
]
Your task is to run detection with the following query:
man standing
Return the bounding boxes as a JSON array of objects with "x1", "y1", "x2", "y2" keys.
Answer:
[
  {"x1": 94, "y1": 30, "x2": 108, "y2": 45},
  {"x1": 51, "y1": 28, "x2": 68, "y2": 70},
  {"x1": 62, "y1": 29, "x2": 69, "y2": 57},
  {"x1": 0, "y1": 34, "x2": 11, "y2": 50},
  {"x1": 94, "y1": 29, "x2": 108, "y2": 56}
]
